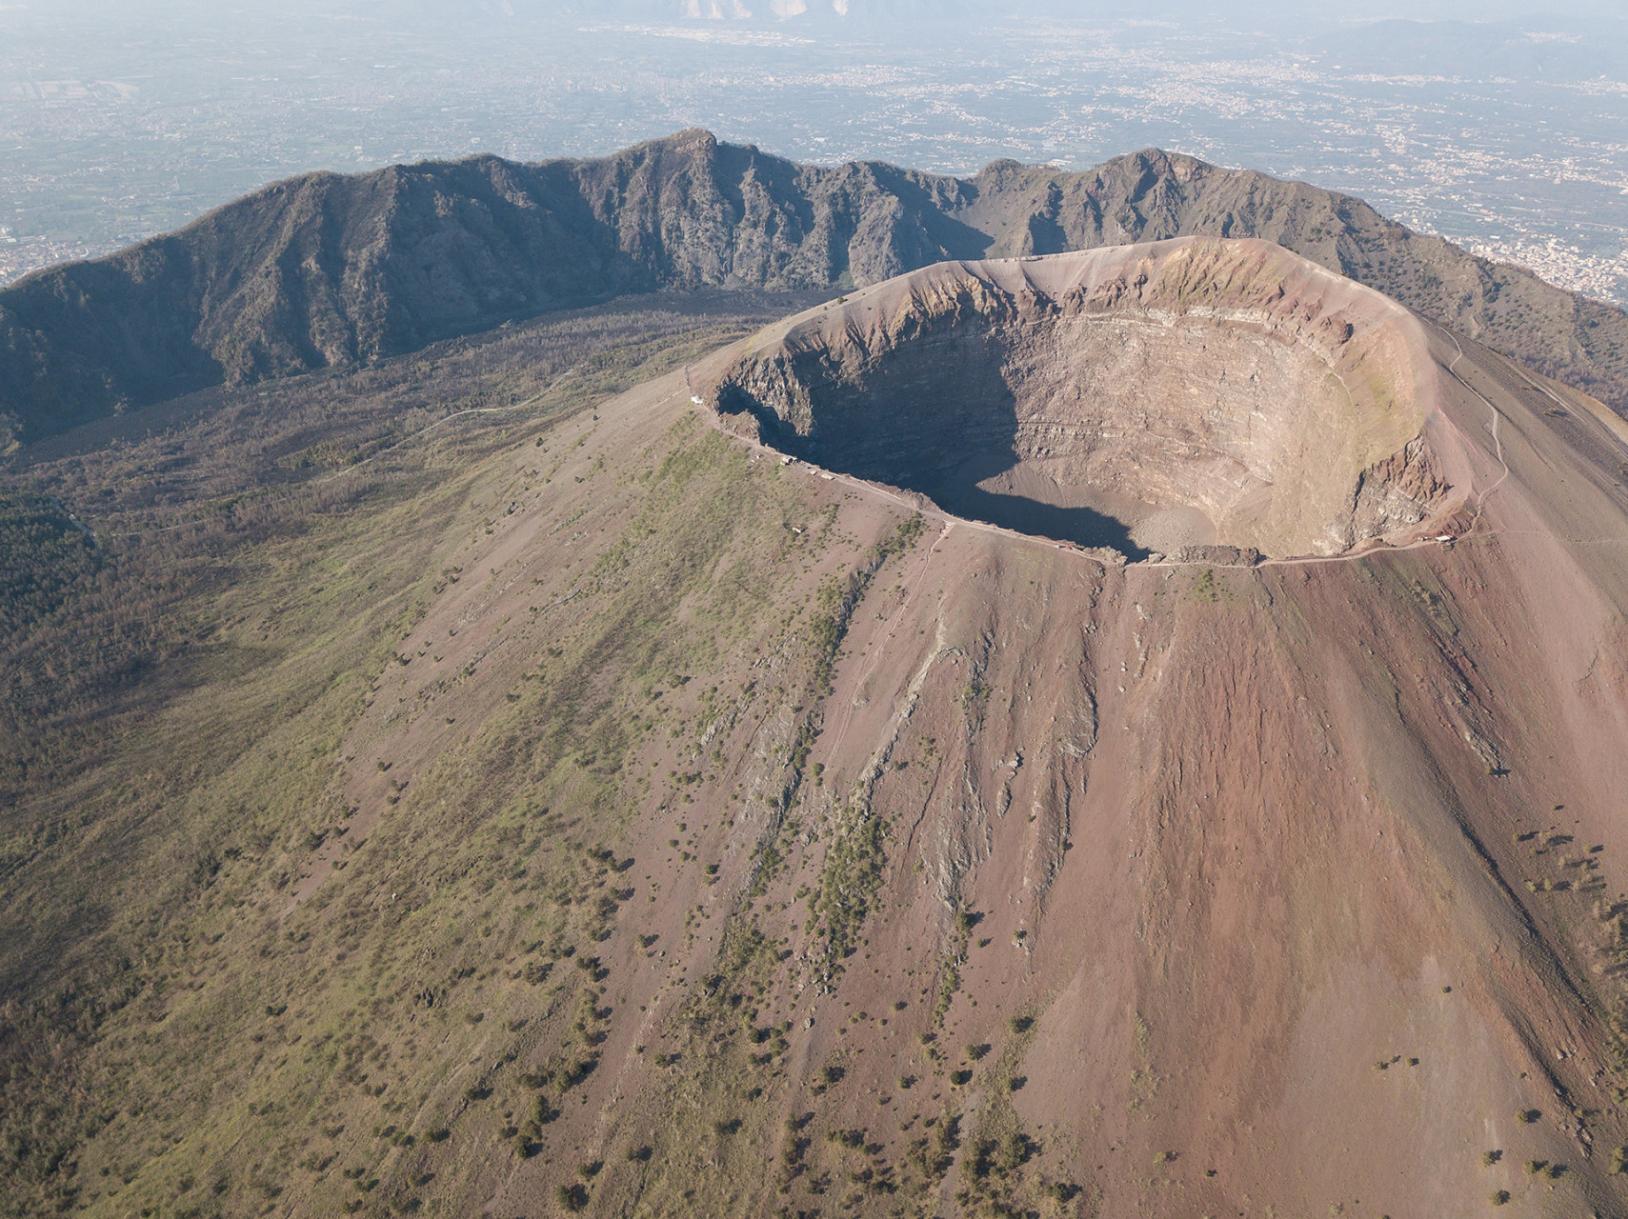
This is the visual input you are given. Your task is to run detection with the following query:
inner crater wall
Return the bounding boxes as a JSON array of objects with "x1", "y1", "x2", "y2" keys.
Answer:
[{"x1": 713, "y1": 240, "x2": 1455, "y2": 559}]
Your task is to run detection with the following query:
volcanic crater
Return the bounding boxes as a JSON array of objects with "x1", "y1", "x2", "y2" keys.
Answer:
[{"x1": 712, "y1": 237, "x2": 1461, "y2": 560}]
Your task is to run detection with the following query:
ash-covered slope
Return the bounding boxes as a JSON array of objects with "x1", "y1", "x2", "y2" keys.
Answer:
[
  {"x1": 348, "y1": 243, "x2": 1628, "y2": 1217},
  {"x1": 711, "y1": 239, "x2": 1463, "y2": 560},
  {"x1": 6, "y1": 240, "x2": 1628, "y2": 1217},
  {"x1": 3, "y1": 130, "x2": 1626, "y2": 445}
]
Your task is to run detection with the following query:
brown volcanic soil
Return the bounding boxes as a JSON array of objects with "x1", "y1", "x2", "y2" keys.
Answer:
[
  {"x1": 268, "y1": 241, "x2": 1628, "y2": 1216},
  {"x1": 707, "y1": 239, "x2": 1468, "y2": 562},
  {"x1": 16, "y1": 241, "x2": 1628, "y2": 1217}
]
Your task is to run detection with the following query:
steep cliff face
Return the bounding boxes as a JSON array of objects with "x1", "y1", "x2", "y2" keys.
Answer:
[
  {"x1": 3, "y1": 130, "x2": 1626, "y2": 446},
  {"x1": 712, "y1": 240, "x2": 1461, "y2": 559}
]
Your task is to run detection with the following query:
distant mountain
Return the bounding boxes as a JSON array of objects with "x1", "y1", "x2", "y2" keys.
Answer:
[{"x1": 3, "y1": 128, "x2": 1627, "y2": 445}]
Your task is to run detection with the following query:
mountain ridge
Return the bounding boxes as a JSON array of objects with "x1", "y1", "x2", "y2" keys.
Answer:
[{"x1": 3, "y1": 127, "x2": 1626, "y2": 446}]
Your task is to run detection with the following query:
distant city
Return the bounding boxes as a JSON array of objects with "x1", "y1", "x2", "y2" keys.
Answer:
[{"x1": 2, "y1": 5, "x2": 1625, "y2": 304}]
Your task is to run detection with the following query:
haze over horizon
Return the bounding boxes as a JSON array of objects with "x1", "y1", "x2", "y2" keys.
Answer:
[{"x1": 12, "y1": 0, "x2": 1627, "y2": 20}]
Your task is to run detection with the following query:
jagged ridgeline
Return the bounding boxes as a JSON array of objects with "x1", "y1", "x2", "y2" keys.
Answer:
[{"x1": 3, "y1": 128, "x2": 1627, "y2": 447}]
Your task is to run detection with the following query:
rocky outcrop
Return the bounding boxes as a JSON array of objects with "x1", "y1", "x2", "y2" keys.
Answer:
[{"x1": 1348, "y1": 436, "x2": 1454, "y2": 549}]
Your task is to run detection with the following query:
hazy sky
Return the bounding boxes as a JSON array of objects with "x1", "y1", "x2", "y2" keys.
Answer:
[{"x1": 6, "y1": 0, "x2": 1626, "y2": 23}]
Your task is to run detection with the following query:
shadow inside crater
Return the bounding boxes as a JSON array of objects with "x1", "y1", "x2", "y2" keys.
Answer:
[
  {"x1": 719, "y1": 315, "x2": 1165, "y2": 559},
  {"x1": 715, "y1": 327, "x2": 1149, "y2": 559},
  {"x1": 931, "y1": 482, "x2": 1147, "y2": 559}
]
